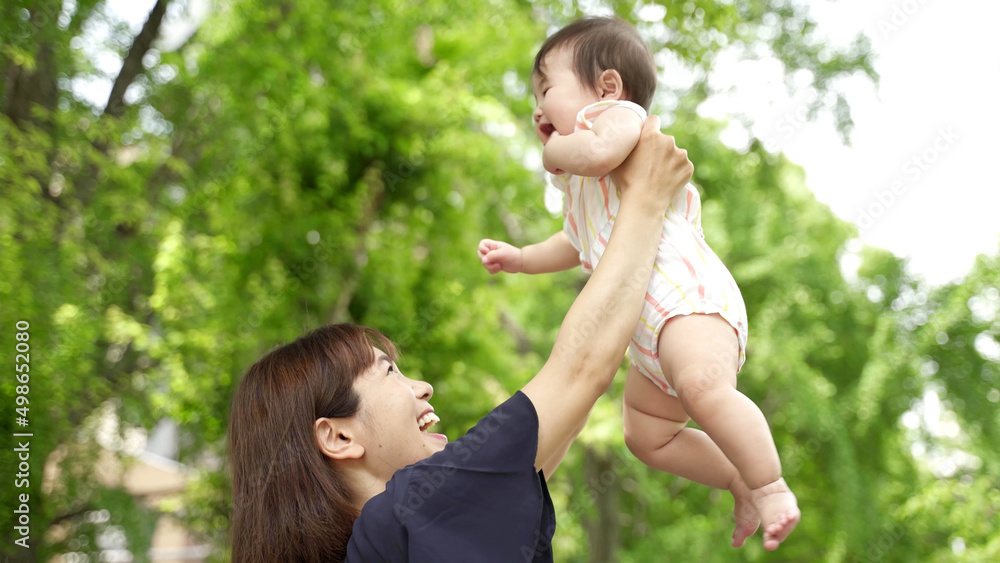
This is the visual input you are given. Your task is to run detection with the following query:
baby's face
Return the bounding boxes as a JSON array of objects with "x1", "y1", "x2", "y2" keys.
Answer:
[{"x1": 531, "y1": 47, "x2": 602, "y2": 145}]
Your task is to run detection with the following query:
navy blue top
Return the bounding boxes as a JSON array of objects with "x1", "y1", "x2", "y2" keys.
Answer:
[{"x1": 346, "y1": 391, "x2": 556, "y2": 562}]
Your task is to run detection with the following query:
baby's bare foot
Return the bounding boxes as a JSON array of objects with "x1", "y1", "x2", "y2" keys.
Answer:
[
  {"x1": 729, "y1": 478, "x2": 760, "y2": 548},
  {"x1": 749, "y1": 478, "x2": 800, "y2": 551}
]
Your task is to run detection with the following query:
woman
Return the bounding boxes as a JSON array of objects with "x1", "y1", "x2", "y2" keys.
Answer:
[{"x1": 228, "y1": 116, "x2": 693, "y2": 562}]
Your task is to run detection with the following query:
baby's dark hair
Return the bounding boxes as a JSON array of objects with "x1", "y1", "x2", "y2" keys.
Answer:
[{"x1": 533, "y1": 16, "x2": 657, "y2": 111}]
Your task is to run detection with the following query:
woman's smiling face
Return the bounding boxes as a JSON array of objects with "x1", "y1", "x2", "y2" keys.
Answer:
[{"x1": 351, "y1": 349, "x2": 447, "y2": 476}]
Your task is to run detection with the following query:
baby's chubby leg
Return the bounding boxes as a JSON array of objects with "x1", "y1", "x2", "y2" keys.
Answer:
[
  {"x1": 657, "y1": 313, "x2": 799, "y2": 551},
  {"x1": 622, "y1": 367, "x2": 759, "y2": 547}
]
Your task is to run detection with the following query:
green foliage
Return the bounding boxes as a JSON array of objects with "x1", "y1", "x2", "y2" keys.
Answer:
[{"x1": 1, "y1": 0, "x2": 996, "y2": 562}]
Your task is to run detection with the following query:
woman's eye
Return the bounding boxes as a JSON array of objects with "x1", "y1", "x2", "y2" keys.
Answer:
[{"x1": 387, "y1": 365, "x2": 396, "y2": 376}]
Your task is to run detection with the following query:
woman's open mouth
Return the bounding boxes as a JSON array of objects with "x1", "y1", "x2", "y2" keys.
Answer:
[
  {"x1": 417, "y1": 410, "x2": 447, "y2": 443},
  {"x1": 418, "y1": 411, "x2": 440, "y2": 432}
]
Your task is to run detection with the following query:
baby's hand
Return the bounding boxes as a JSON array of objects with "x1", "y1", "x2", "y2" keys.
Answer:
[{"x1": 478, "y1": 239, "x2": 523, "y2": 274}]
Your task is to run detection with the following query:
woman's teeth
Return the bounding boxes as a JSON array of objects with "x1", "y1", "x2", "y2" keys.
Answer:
[{"x1": 418, "y1": 412, "x2": 440, "y2": 431}]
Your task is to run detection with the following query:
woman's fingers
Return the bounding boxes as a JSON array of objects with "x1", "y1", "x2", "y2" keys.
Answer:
[
  {"x1": 611, "y1": 115, "x2": 693, "y2": 210},
  {"x1": 644, "y1": 114, "x2": 661, "y2": 140}
]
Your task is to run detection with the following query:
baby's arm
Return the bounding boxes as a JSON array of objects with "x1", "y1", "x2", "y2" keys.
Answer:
[
  {"x1": 543, "y1": 106, "x2": 644, "y2": 177},
  {"x1": 478, "y1": 231, "x2": 580, "y2": 275}
]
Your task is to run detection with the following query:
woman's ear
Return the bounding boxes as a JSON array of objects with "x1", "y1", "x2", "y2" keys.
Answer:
[
  {"x1": 314, "y1": 417, "x2": 365, "y2": 461},
  {"x1": 596, "y1": 69, "x2": 625, "y2": 101}
]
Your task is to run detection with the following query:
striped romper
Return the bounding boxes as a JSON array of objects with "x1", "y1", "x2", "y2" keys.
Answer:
[{"x1": 554, "y1": 100, "x2": 748, "y2": 396}]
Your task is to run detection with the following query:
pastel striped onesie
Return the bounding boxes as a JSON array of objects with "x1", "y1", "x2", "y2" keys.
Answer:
[{"x1": 554, "y1": 100, "x2": 748, "y2": 396}]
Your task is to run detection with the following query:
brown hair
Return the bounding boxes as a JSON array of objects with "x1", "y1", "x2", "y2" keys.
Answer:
[
  {"x1": 228, "y1": 324, "x2": 397, "y2": 562},
  {"x1": 533, "y1": 16, "x2": 658, "y2": 111}
]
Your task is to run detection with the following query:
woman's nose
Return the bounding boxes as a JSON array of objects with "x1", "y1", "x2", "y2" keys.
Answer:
[
  {"x1": 412, "y1": 378, "x2": 433, "y2": 401},
  {"x1": 533, "y1": 106, "x2": 542, "y2": 123}
]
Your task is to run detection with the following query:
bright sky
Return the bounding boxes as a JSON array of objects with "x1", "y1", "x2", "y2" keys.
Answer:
[
  {"x1": 704, "y1": 0, "x2": 1000, "y2": 286},
  {"x1": 97, "y1": 0, "x2": 998, "y2": 285}
]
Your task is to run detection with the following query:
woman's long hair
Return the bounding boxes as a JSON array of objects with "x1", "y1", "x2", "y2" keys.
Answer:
[{"x1": 228, "y1": 324, "x2": 396, "y2": 562}]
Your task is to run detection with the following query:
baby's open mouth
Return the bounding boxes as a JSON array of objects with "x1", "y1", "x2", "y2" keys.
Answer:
[{"x1": 539, "y1": 123, "x2": 555, "y2": 139}]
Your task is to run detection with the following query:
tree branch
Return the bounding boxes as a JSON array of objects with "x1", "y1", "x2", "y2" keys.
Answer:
[
  {"x1": 48, "y1": 506, "x2": 94, "y2": 528},
  {"x1": 329, "y1": 162, "x2": 385, "y2": 323},
  {"x1": 2, "y1": 5, "x2": 58, "y2": 128},
  {"x1": 499, "y1": 311, "x2": 533, "y2": 356},
  {"x1": 104, "y1": 0, "x2": 170, "y2": 118}
]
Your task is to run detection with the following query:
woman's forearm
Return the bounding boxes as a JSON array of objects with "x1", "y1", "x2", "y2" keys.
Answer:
[
  {"x1": 554, "y1": 118, "x2": 693, "y2": 383},
  {"x1": 525, "y1": 193, "x2": 664, "y2": 472},
  {"x1": 548, "y1": 196, "x2": 662, "y2": 378}
]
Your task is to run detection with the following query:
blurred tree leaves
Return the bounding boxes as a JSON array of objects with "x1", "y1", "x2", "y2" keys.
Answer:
[{"x1": 1, "y1": 1, "x2": 996, "y2": 562}]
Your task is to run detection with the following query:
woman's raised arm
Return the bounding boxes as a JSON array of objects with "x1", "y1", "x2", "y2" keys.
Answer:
[{"x1": 523, "y1": 116, "x2": 694, "y2": 471}]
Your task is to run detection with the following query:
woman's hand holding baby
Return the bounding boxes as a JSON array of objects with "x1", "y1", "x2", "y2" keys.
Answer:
[{"x1": 611, "y1": 115, "x2": 693, "y2": 215}]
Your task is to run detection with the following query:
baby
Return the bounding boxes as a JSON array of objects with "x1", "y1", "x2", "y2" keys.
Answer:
[{"x1": 478, "y1": 17, "x2": 800, "y2": 550}]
